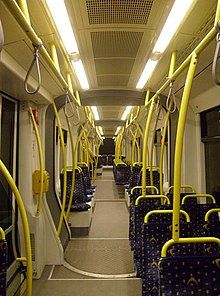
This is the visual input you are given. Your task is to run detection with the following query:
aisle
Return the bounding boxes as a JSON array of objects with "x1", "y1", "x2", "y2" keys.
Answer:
[{"x1": 32, "y1": 168, "x2": 141, "y2": 296}]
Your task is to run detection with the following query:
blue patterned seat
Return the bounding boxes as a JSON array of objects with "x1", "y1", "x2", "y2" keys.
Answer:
[
  {"x1": 0, "y1": 239, "x2": 7, "y2": 296},
  {"x1": 141, "y1": 222, "x2": 192, "y2": 296},
  {"x1": 159, "y1": 254, "x2": 220, "y2": 295},
  {"x1": 181, "y1": 204, "x2": 219, "y2": 236},
  {"x1": 113, "y1": 162, "x2": 130, "y2": 185},
  {"x1": 133, "y1": 198, "x2": 167, "y2": 276}
]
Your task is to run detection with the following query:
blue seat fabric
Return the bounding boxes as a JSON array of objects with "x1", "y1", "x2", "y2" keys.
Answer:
[{"x1": 0, "y1": 239, "x2": 7, "y2": 296}]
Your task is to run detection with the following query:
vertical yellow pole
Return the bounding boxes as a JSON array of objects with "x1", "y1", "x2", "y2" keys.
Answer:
[
  {"x1": 17, "y1": 0, "x2": 31, "y2": 24},
  {"x1": 150, "y1": 105, "x2": 162, "y2": 188},
  {"x1": 145, "y1": 89, "x2": 151, "y2": 106},
  {"x1": 50, "y1": 42, "x2": 60, "y2": 72},
  {"x1": 67, "y1": 73, "x2": 73, "y2": 95},
  {"x1": 172, "y1": 53, "x2": 198, "y2": 241},
  {"x1": 142, "y1": 98, "x2": 157, "y2": 196},
  {"x1": 159, "y1": 51, "x2": 177, "y2": 195}
]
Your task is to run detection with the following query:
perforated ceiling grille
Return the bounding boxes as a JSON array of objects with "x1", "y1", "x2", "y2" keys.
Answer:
[
  {"x1": 97, "y1": 75, "x2": 129, "y2": 86},
  {"x1": 95, "y1": 59, "x2": 135, "y2": 75},
  {"x1": 86, "y1": 0, "x2": 154, "y2": 25},
  {"x1": 91, "y1": 31, "x2": 143, "y2": 58}
]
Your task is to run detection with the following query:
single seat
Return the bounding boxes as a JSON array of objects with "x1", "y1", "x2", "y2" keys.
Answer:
[
  {"x1": 142, "y1": 222, "x2": 192, "y2": 296},
  {"x1": 159, "y1": 254, "x2": 220, "y2": 296}
]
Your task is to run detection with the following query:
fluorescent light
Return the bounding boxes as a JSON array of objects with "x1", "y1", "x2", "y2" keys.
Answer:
[
  {"x1": 153, "y1": 0, "x2": 194, "y2": 54},
  {"x1": 91, "y1": 106, "x2": 100, "y2": 120},
  {"x1": 121, "y1": 106, "x2": 132, "y2": 121},
  {"x1": 98, "y1": 126, "x2": 104, "y2": 135},
  {"x1": 45, "y1": 0, "x2": 79, "y2": 54},
  {"x1": 72, "y1": 60, "x2": 89, "y2": 90},
  {"x1": 136, "y1": 59, "x2": 158, "y2": 89},
  {"x1": 115, "y1": 126, "x2": 121, "y2": 135}
]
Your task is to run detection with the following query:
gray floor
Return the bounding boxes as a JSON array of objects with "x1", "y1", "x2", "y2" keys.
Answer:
[{"x1": 32, "y1": 168, "x2": 141, "y2": 296}]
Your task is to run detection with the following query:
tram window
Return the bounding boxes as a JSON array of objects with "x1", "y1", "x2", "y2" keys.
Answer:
[
  {"x1": 201, "y1": 106, "x2": 220, "y2": 203},
  {"x1": 56, "y1": 127, "x2": 68, "y2": 145},
  {"x1": 0, "y1": 97, "x2": 16, "y2": 229}
]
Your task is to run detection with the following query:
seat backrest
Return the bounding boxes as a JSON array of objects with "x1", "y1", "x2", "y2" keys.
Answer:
[{"x1": 159, "y1": 254, "x2": 220, "y2": 296}]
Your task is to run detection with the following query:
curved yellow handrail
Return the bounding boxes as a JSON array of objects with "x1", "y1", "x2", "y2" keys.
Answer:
[
  {"x1": 0, "y1": 160, "x2": 32, "y2": 295},
  {"x1": 205, "y1": 208, "x2": 220, "y2": 222},
  {"x1": 52, "y1": 102, "x2": 67, "y2": 236},
  {"x1": 78, "y1": 162, "x2": 88, "y2": 167},
  {"x1": 161, "y1": 237, "x2": 220, "y2": 257},
  {"x1": 168, "y1": 185, "x2": 196, "y2": 193},
  {"x1": 144, "y1": 209, "x2": 190, "y2": 223},
  {"x1": 135, "y1": 194, "x2": 170, "y2": 206},
  {"x1": 131, "y1": 185, "x2": 159, "y2": 196},
  {"x1": 133, "y1": 162, "x2": 142, "y2": 166},
  {"x1": 0, "y1": 227, "x2": 5, "y2": 240},
  {"x1": 28, "y1": 107, "x2": 44, "y2": 217},
  {"x1": 182, "y1": 194, "x2": 216, "y2": 205},
  {"x1": 65, "y1": 116, "x2": 76, "y2": 221}
]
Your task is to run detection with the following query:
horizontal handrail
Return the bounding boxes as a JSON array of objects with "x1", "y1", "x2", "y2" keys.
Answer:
[
  {"x1": 0, "y1": 227, "x2": 5, "y2": 240},
  {"x1": 144, "y1": 209, "x2": 190, "y2": 223},
  {"x1": 135, "y1": 194, "x2": 170, "y2": 206},
  {"x1": 168, "y1": 185, "x2": 196, "y2": 193},
  {"x1": 182, "y1": 194, "x2": 216, "y2": 205},
  {"x1": 161, "y1": 237, "x2": 220, "y2": 257},
  {"x1": 131, "y1": 185, "x2": 159, "y2": 195},
  {"x1": 205, "y1": 208, "x2": 220, "y2": 222}
]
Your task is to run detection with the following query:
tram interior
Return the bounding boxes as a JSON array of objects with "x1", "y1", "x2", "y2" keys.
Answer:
[{"x1": 0, "y1": 0, "x2": 220, "y2": 295}]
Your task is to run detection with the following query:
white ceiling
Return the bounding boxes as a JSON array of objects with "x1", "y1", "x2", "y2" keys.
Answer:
[{"x1": 0, "y1": 0, "x2": 219, "y2": 136}]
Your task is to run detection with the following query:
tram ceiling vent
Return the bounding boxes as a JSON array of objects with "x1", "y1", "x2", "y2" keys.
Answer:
[
  {"x1": 86, "y1": 0, "x2": 154, "y2": 25},
  {"x1": 91, "y1": 31, "x2": 144, "y2": 58}
]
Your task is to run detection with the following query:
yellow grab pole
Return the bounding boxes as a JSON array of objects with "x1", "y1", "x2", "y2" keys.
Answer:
[
  {"x1": 130, "y1": 129, "x2": 138, "y2": 164},
  {"x1": 28, "y1": 107, "x2": 44, "y2": 217},
  {"x1": 142, "y1": 98, "x2": 157, "y2": 196},
  {"x1": 145, "y1": 89, "x2": 151, "y2": 106},
  {"x1": 50, "y1": 42, "x2": 60, "y2": 72},
  {"x1": 65, "y1": 124, "x2": 87, "y2": 219},
  {"x1": 52, "y1": 102, "x2": 67, "y2": 236},
  {"x1": 17, "y1": 0, "x2": 30, "y2": 24},
  {"x1": 0, "y1": 160, "x2": 32, "y2": 295},
  {"x1": 150, "y1": 105, "x2": 162, "y2": 188},
  {"x1": 172, "y1": 53, "x2": 198, "y2": 242},
  {"x1": 159, "y1": 51, "x2": 177, "y2": 194},
  {"x1": 65, "y1": 116, "x2": 76, "y2": 221},
  {"x1": 0, "y1": 227, "x2": 5, "y2": 240}
]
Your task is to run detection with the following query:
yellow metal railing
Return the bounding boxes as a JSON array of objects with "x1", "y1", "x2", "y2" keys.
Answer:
[
  {"x1": 135, "y1": 194, "x2": 170, "y2": 206},
  {"x1": 28, "y1": 107, "x2": 44, "y2": 217},
  {"x1": 131, "y1": 185, "x2": 159, "y2": 196},
  {"x1": 2, "y1": 0, "x2": 80, "y2": 106},
  {"x1": 205, "y1": 208, "x2": 220, "y2": 222},
  {"x1": 0, "y1": 160, "x2": 32, "y2": 295},
  {"x1": 144, "y1": 209, "x2": 190, "y2": 223},
  {"x1": 0, "y1": 227, "x2": 5, "y2": 240},
  {"x1": 182, "y1": 194, "x2": 216, "y2": 205}
]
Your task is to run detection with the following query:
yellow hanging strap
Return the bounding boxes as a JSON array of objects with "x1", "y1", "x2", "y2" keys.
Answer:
[{"x1": 28, "y1": 107, "x2": 44, "y2": 217}]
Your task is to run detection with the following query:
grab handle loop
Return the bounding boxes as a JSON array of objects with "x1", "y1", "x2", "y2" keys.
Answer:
[
  {"x1": 166, "y1": 82, "x2": 177, "y2": 114},
  {"x1": 24, "y1": 44, "x2": 42, "y2": 95},
  {"x1": 212, "y1": 32, "x2": 220, "y2": 86},
  {"x1": 64, "y1": 92, "x2": 80, "y2": 126}
]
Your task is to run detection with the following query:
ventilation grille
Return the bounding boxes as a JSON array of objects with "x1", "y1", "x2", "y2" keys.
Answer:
[
  {"x1": 91, "y1": 31, "x2": 143, "y2": 58},
  {"x1": 97, "y1": 75, "x2": 129, "y2": 86},
  {"x1": 86, "y1": 0, "x2": 154, "y2": 25},
  {"x1": 30, "y1": 233, "x2": 35, "y2": 261}
]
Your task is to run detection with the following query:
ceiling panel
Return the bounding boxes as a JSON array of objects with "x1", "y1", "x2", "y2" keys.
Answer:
[
  {"x1": 95, "y1": 58, "x2": 135, "y2": 75},
  {"x1": 97, "y1": 75, "x2": 129, "y2": 87},
  {"x1": 91, "y1": 31, "x2": 144, "y2": 58},
  {"x1": 86, "y1": 0, "x2": 154, "y2": 25}
]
